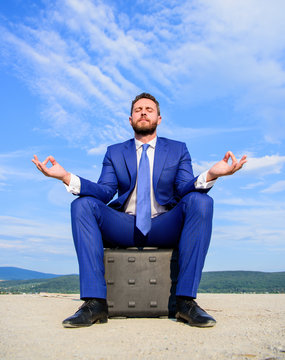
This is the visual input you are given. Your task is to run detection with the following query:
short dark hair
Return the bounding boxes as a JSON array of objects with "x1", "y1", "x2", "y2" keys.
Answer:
[{"x1": 130, "y1": 92, "x2": 160, "y2": 115}]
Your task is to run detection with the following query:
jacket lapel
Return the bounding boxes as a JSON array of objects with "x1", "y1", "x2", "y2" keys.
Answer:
[
  {"x1": 153, "y1": 137, "x2": 169, "y2": 190},
  {"x1": 123, "y1": 138, "x2": 137, "y2": 188},
  {"x1": 122, "y1": 137, "x2": 169, "y2": 192}
]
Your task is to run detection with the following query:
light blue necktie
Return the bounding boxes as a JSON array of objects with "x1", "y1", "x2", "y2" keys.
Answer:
[{"x1": 136, "y1": 144, "x2": 151, "y2": 235}]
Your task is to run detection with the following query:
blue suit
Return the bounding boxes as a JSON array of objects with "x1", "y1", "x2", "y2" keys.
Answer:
[{"x1": 71, "y1": 137, "x2": 213, "y2": 299}]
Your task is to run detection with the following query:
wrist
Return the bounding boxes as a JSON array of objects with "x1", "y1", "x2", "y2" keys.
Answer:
[
  {"x1": 61, "y1": 172, "x2": 71, "y2": 186},
  {"x1": 206, "y1": 172, "x2": 218, "y2": 182}
]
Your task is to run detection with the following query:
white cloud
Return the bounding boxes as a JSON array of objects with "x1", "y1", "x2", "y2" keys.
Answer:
[
  {"x1": 0, "y1": 165, "x2": 37, "y2": 182},
  {"x1": 137, "y1": 1, "x2": 285, "y2": 140},
  {"x1": 0, "y1": 182, "x2": 8, "y2": 191},
  {"x1": 216, "y1": 197, "x2": 260, "y2": 207},
  {"x1": 215, "y1": 196, "x2": 282, "y2": 208},
  {"x1": 241, "y1": 181, "x2": 264, "y2": 190},
  {"x1": 261, "y1": 180, "x2": 285, "y2": 194},
  {"x1": 213, "y1": 223, "x2": 285, "y2": 249},
  {"x1": 87, "y1": 144, "x2": 108, "y2": 155},
  {"x1": 0, "y1": 0, "x2": 285, "y2": 145},
  {"x1": 0, "y1": 150, "x2": 47, "y2": 184},
  {"x1": 192, "y1": 160, "x2": 215, "y2": 175},
  {"x1": 193, "y1": 154, "x2": 285, "y2": 178},
  {"x1": 160, "y1": 125, "x2": 251, "y2": 140},
  {"x1": 213, "y1": 204, "x2": 285, "y2": 248},
  {"x1": 243, "y1": 155, "x2": 285, "y2": 175},
  {"x1": 0, "y1": 215, "x2": 69, "y2": 239},
  {"x1": 0, "y1": 215, "x2": 73, "y2": 256},
  {"x1": 0, "y1": 150, "x2": 32, "y2": 159}
]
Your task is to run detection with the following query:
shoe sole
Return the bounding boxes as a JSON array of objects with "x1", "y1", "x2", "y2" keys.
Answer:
[
  {"x1": 176, "y1": 314, "x2": 216, "y2": 328},
  {"x1": 62, "y1": 317, "x2": 108, "y2": 328}
]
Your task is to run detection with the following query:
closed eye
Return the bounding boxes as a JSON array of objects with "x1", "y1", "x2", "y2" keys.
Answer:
[{"x1": 134, "y1": 106, "x2": 154, "y2": 112}]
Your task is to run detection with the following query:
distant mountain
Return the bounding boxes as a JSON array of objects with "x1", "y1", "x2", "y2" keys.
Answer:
[
  {"x1": 0, "y1": 267, "x2": 63, "y2": 280},
  {"x1": 0, "y1": 270, "x2": 284, "y2": 294}
]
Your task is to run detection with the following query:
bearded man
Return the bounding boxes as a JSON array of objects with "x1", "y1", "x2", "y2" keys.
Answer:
[{"x1": 33, "y1": 93, "x2": 246, "y2": 328}]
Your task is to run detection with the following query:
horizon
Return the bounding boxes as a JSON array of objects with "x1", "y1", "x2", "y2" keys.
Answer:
[
  {"x1": 1, "y1": 0, "x2": 285, "y2": 274},
  {"x1": 1, "y1": 266, "x2": 285, "y2": 277}
]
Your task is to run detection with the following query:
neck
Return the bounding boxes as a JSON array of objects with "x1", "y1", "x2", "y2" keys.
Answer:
[{"x1": 134, "y1": 132, "x2": 157, "y2": 144}]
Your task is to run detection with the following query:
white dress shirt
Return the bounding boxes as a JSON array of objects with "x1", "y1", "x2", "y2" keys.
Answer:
[
  {"x1": 65, "y1": 137, "x2": 216, "y2": 217},
  {"x1": 124, "y1": 137, "x2": 166, "y2": 217}
]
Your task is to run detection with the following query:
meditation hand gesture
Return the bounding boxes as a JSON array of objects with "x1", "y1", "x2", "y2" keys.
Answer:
[
  {"x1": 32, "y1": 155, "x2": 71, "y2": 185},
  {"x1": 207, "y1": 151, "x2": 247, "y2": 182}
]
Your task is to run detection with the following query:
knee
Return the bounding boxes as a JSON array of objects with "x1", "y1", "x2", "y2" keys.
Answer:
[
  {"x1": 71, "y1": 196, "x2": 101, "y2": 218},
  {"x1": 182, "y1": 192, "x2": 213, "y2": 219}
]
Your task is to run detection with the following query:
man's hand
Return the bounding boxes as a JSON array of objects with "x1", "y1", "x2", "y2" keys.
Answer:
[
  {"x1": 32, "y1": 155, "x2": 71, "y2": 185},
  {"x1": 207, "y1": 151, "x2": 247, "y2": 182}
]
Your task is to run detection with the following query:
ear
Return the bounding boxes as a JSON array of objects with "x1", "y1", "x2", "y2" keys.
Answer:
[
  {"x1": 129, "y1": 116, "x2": 133, "y2": 126},
  {"x1": 157, "y1": 116, "x2": 162, "y2": 125}
]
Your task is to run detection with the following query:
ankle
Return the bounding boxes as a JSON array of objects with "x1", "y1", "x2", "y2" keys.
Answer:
[
  {"x1": 176, "y1": 295, "x2": 195, "y2": 301},
  {"x1": 82, "y1": 297, "x2": 107, "y2": 304}
]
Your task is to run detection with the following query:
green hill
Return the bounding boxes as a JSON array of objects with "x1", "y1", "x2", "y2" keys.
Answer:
[
  {"x1": 0, "y1": 275, "x2": 79, "y2": 294},
  {"x1": 198, "y1": 271, "x2": 285, "y2": 293},
  {"x1": 0, "y1": 271, "x2": 284, "y2": 294}
]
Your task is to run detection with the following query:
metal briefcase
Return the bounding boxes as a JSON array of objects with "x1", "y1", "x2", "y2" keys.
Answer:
[{"x1": 104, "y1": 248, "x2": 178, "y2": 317}]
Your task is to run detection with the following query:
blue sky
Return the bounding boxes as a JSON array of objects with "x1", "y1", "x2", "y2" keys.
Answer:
[{"x1": 0, "y1": 0, "x2": 285, "y2": 275}]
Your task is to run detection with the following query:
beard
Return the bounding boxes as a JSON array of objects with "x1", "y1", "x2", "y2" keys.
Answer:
[{"x1": 131, "y1": 120, "x2": 158, "y2": 136}]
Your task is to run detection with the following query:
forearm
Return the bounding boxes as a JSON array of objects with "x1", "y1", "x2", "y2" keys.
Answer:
[
  {"x1": 79, "y1": 176, "x2": 117, "y2": 203},
  {"x1": 61, "y1": 172, "x2": 71, "y2": 186}
]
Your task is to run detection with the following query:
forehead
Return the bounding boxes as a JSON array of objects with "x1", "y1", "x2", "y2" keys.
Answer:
[{"x1": 133, "y1": 98, "x2": 156, "y2": 109}]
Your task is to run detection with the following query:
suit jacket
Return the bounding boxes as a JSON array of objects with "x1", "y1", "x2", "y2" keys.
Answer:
[{"x1": 78, "y1": 137, "x2": 210, "y2": 211}]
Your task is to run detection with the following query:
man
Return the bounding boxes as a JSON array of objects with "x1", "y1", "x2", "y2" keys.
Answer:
[{"x1": 32, "y1": 93, "x2": 247, "y2": 328}]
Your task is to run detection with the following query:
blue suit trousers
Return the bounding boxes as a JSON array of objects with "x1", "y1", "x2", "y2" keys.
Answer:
[{"x1": 71, "y1": 192, "x2": 213, "y2": 299}]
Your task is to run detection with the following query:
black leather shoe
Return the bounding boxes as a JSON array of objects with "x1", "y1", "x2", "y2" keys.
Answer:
[
  {"x1": 62, "y1": 298, "x2": 108, "y2": 328},
  {"x1": 175, "y1": 297, "x2": 216, "y2": 328}
]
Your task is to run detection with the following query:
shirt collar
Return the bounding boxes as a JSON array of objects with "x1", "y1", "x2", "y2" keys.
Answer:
[{"x1": 135, "y1": 136, "x2": 157, "y2": 150}]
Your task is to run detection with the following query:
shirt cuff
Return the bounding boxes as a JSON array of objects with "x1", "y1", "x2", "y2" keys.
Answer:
[
  {"x1": 64, "y1": 173, "x2": 81, "y2": 194},
  {"x1": 195, "y1": 170, "x2": 216, "y2": 189}
]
